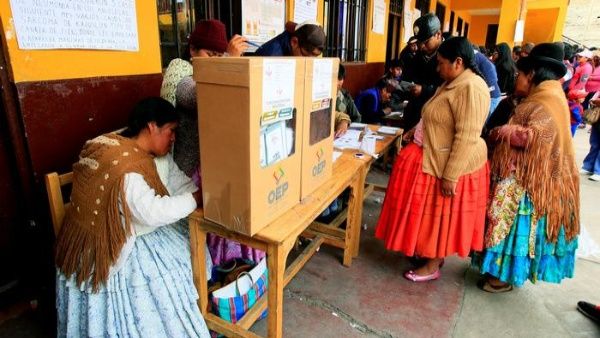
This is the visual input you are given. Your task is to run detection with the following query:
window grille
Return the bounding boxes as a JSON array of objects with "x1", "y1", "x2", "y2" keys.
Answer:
[{"x1": 323, "y1": 0, "x2": 368, "y2": 62}]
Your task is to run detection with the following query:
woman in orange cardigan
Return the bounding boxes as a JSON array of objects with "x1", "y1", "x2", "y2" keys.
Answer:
[{"x1": 375, "y1": 37, "x2": 490, "y2": 282}]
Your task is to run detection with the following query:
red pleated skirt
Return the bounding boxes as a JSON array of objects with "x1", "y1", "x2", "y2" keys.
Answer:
[{"x1": 375, "y1": 143, "x2": 489, "y2": 258}]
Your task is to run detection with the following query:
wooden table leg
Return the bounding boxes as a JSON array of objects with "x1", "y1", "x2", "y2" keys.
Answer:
[
  {"x1": 267, "y1": 243, "x2": 285, "y2": 338},
  {"x1": 350, "y1": 166, "x2": 367, "y2": 258},
  {"x1": 189, "y1": 217, "x2": 209, "y2": 315}
]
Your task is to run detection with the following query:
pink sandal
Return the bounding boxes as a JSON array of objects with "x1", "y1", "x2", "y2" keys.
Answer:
[{"x1": 404, "y1": 269, "x2": 441, "y2": 282}]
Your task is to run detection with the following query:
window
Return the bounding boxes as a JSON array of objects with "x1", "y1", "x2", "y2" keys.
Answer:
[
  {"x1": 415, "y1": 0, "x2": 431, "y2": 15},
  {"x1": 385, "y1": 0, "x2": 403, "y2": 61},
  {"x1": 449, "y1": 11, "x2": 455, "y2": 34},
  {"x1": 463, "y1": 22, "x2": 469, "y2": 37},
  {"x1": 457, "y1": 17, "x2": 463, "y2": 36},
  {"x1": 157, "y1": 0, "x2": 242, "y2": 67},
  {"x1": 435, "y1": 2, "x2": 445, "y2": 26},
  {"x1": 323, "y1": 0, "x2": 368, "y2": 62}
]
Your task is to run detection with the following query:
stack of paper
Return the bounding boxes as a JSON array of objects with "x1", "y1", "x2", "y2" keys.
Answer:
[
  {"x1": 334, "y1": 129, "x2": 362, "y2": 149},
  {"x1": 378, "y1": 126, "x2": 401, "y2": 135}
]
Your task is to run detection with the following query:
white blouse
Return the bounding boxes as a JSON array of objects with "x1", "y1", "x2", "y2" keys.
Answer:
[{"x1": 110, "y1": 153, "x2": 205, "y2": 276}]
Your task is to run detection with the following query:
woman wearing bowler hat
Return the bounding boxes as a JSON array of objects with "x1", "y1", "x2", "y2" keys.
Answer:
[{"x1": 475, "y1": 43, "x2": 580, "y2": 292}]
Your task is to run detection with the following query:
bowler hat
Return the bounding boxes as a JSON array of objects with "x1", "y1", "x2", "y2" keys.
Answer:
[
  {"x1": 517, "y1": 42, "x2": 567, "y2": 77},
  {"x1": 188, "y1": 20, "x2": 228, "y2": 53},
  {"x1": 413, "y1": 13, "x2": 441, "y2": 43}
]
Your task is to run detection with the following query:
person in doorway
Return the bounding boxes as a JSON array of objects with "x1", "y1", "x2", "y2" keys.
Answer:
[
  {"x1": 401, "y1": 13, "x2": 445, "y2": 131},
  {"x1": 476, "y1": 43, "x2": 579, "y2": 292},
  {"x1": 55, "y1": 97, "x2": 211, "y2": 337},
  {"x1": 375, "y1": 37, "x2": 490, "y2": 282},
  {"x1": 254, "y1": 20, "x2": 325, "y2": 57}
]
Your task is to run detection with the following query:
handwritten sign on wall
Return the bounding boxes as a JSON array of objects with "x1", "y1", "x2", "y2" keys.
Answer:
[{"x1": 9, "y1": 0, "x2": 139, "y2": 51}]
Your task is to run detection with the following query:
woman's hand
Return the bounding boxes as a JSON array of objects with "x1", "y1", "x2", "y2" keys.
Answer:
[
  {"x1": 335, "y1": 120, "x2": 349, "y2": 138},
  {"x1": 226, "y1": 35, "x2": 249, "y2": 56},
  {"x1": 441, "y1": 179, "x2": 457, "y2": 197}
]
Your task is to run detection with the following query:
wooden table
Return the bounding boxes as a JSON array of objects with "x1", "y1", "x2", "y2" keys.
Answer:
[
  {"x1": 304, "y1": 125, "x2": 403, "y2": 249},
  {"x1": 188, "y1": 125, "x2": 401, "y2": 337}
]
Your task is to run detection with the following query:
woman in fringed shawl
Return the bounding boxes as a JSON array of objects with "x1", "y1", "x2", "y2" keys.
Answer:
[
  {"x1": 55, "y1": 98, "x2": 211, "y2": 337},
  {"x1": 475, "y1": 43, "x2": 580, "y2": 292}
]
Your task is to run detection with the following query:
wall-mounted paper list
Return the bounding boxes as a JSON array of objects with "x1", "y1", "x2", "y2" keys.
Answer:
[{"x1": 9, "y1": 0, "x2": 139, "y2": 51}]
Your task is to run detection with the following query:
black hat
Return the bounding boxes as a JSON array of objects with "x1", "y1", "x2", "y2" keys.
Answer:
[
  {"x1": 413, "y1": 13, "x2": 441, "y2": 43},
  {"x1": 517, "y1": 42, "x2": 567, "y2": 77}
]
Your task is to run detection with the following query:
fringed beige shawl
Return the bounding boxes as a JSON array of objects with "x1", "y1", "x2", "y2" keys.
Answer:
[
  {"x1": 491, "y1": 80, "x2": 580, "y2": 243},
  {"x1": 55, "y1": 134, "x2": 169, "y2": 291}
]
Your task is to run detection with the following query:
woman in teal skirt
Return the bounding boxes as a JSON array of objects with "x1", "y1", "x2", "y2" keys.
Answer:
[{"x1": 476, "y1": 43, "x2": 580, "y2": 292}]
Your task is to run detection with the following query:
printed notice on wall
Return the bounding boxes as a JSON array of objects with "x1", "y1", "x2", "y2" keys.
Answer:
[
  {"x1": 9, "y1": 0, "x2": 139, "y2": 51},
  {"x1": 312, "y1": 59, "x2": 333, "y2": 102},
  {"x1": 372, "y1": 0, "x2": 386, "y2": 35},
  {"x1": 262, "y1": 59, "x2": 296, "y2": 125},
  {"x1": 242, "y1": 0, "x2": 285, "y2": 51},
  {"x1": 293, "y1": 0, "x2": 318, "y2": 23}
]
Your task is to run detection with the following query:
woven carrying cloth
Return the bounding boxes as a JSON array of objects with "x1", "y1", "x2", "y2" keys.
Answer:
[{"x1": 55, "y1": 133, "x2": 169, "y2": 291}]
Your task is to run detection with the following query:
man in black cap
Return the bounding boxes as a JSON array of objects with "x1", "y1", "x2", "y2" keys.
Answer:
[{"x1": 402, "y1": 13, "x2": 445, "y2": 131}]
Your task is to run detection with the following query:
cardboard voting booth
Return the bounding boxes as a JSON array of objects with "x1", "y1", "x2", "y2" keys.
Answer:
[
  {"x1": 194, "y1": 57, "x2": 304, "y2": 235},
  {"x1": 300, "y1": 58, "x2": 339, "y2": 199}
]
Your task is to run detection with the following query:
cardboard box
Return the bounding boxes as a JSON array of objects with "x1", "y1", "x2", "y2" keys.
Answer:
[
  {"x1": 300, "y1": 58, "x2": 339, "y2": 199},
  {"x1": 194, "y1": 57, "x2": 305, "y2": 236}
]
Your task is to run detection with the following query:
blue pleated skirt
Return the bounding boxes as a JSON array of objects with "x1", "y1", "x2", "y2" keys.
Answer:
[
  {"x1": 476, "y1": 195, "x2": 578, "y2": 287},
  {"x1": 56, "y1": 220, "x2": 211, "y2": 337}
]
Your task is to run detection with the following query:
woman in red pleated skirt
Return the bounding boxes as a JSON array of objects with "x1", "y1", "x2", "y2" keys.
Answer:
[{"x1": 375, "y1": 37, "x2": 490, "y2": 282}]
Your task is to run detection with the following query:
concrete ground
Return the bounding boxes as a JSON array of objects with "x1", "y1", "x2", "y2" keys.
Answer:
[
  {"x1": 1, "y1": 128, "x2": 599, "y2": 337},
  {"x1": 250, "y1": 127, "x2": 600, "y2": 337}
]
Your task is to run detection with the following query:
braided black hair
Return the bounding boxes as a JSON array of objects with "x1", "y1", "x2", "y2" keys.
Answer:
[{"x1": 438, "y1": 36, "x2": 485, "y2": 80}]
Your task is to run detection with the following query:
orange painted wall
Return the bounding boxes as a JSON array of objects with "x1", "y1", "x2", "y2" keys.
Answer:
[
  {"x1": 0, "y1": 3, "x2": 162, "y2": 83},
  {"x1": 469, "y1": 15, "x2": 500, "y2": 46},
  {"x1": 451, "y1": 0, "x2": 502, "y2": 10},
  {"x1": 523, "y1": 8, "x2": 559, "y2": 44},
  {"x1": 366, "y1": 0, "x2": 389, "y2": 62}
]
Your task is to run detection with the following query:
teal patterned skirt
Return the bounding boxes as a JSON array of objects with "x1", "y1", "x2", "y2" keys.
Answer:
[{"x1": 475, "y1": 195, "x2": 578, "y2": 287}]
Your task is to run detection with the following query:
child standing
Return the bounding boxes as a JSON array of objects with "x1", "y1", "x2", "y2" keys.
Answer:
[{"x1": 568, "y1": 90, "x2": 586, "y2": 136}]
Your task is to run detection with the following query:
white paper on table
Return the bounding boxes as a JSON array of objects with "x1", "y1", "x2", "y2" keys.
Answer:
[
  {"x1": 334, "y1": 138, "x2": 362, "y2": 150},
  {"x1": 350, "y1": 122, "x2": 367, "y2": 128},
  {"x1": 378, "y1": 126, "x2": 401, "y2": 135},
  {"x1": 388, "y1": 111, "x2": 403, "y2": 118},
  {"x1": 333, "y1": 151, "x2": 343, "y2": 163},
  {"x1": 312, "y1": 59, "x2": 333, "y2": 102},
  {"x1": 360, "y1": 135, "x2": 377, "y2": 155},
  {"x1": 262, "y1": 59, "x2": 296, "y2": 125}
]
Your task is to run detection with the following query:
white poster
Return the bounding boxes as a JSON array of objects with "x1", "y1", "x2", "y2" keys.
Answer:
[
  {"x1": 312, "y1": 59, "x2": 333, "y2": 102},
  {"x1": 402, "y1": 0, "x2": 413, "y2": 43},
  {"x1": 262, "y1": 59, "x2": 296, "y2": 124},
  {"x1": 9, "y1": 0, "x2": 139, "y2": 51},
  {"x1": 242, "y1": 0, "x2": 286, "y2": 51},
  {"x1": 372, "y1": 0, "x2": 386, "y2": 35},
  {"x1": 294, "y1": 0, "x2": 318, "y2": 23}
]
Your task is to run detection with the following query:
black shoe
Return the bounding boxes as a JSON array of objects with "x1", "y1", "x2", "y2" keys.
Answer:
[{"x1": 577, "y1": 301, "x2": 600, "y2": 323}]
